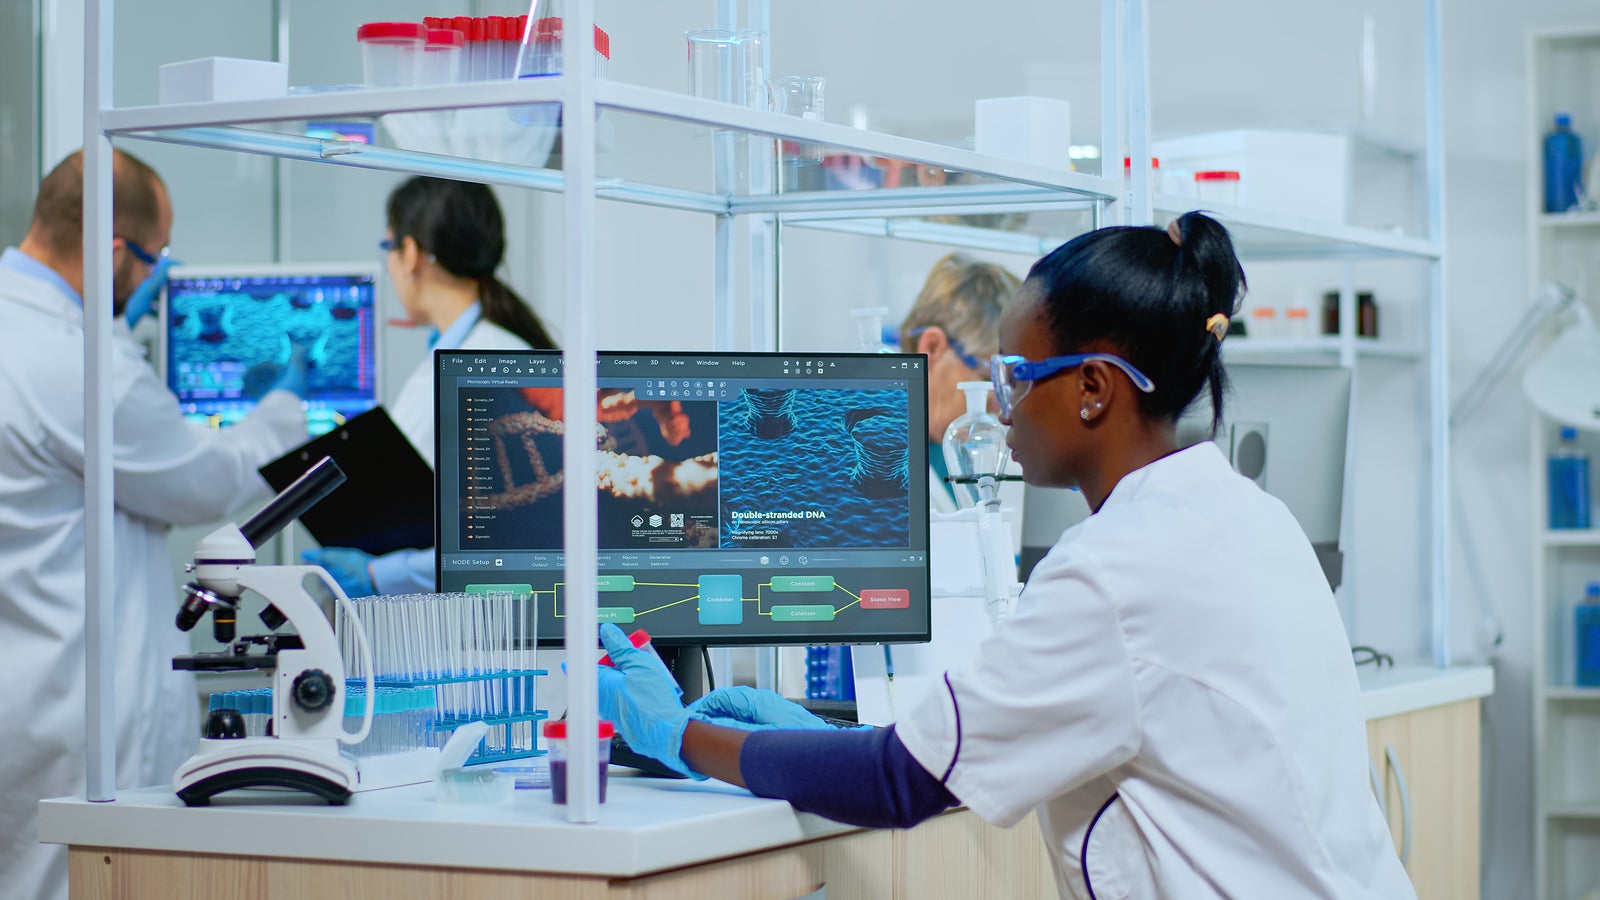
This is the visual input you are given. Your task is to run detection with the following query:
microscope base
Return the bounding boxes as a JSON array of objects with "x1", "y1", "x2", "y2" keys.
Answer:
[{"x1": 173, "y1": 738, "x2": 356, "y2": 807}]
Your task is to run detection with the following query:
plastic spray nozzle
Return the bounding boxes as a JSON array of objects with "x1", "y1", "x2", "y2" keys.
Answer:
[{"x1": 943, "y1": 381, "x2": 1008, "y2": 508}]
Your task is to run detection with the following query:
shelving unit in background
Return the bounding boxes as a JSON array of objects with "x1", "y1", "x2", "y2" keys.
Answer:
[
  {"x1": 78, "y1": 0, "x2": 1452, "y2": 834},
  {"x1": 1527, "y1": 23, "x2": 1600, "y2": 900}
]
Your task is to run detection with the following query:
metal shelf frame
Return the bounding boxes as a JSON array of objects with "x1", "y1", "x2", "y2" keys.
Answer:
[{"x1": 78, "y1": 0, "x2": 1452, "y2": 827}]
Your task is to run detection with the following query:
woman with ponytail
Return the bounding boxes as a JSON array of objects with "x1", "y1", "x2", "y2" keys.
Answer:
[
  {"x1": 303, "y1": 176, "x2": 557, "y2": 596},
  {"x1": 595, "y1": 212, "x2": 1414, "y2": 899}
]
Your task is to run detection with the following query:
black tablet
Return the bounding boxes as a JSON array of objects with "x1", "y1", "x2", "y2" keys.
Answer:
[{"x1": 258, "y1": 406, "x2": 433, "y2": 556}]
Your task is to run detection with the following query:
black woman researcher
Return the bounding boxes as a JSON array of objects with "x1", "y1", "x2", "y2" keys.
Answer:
[
  {"x1": 594, "y1": 211, "x2": 1414, "y2": 899},
  {"x1": 302, "y1": 176, "x2": 557, "y2": 596}
]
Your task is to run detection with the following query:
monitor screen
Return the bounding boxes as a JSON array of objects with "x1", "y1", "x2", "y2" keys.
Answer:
[
  {"x1": 435, "y1": 350, "x2": 932, "y2": 647},
  {"x1": 1177, "y1": 364, "x2": 1354, "y2": 589},
  {"x1": 162, "y1": 265, "x2": 381, "y2": 436}
]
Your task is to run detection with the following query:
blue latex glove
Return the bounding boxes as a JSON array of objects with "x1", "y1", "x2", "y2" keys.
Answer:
[
  {"x1": 688, "y1": 686, "x2": 838, "y2": 731},
  {"x1": 269, "y1": 342, "x2": 312, "y2": 399},
  {"x1": 122, "y1": 254, "x2": 177, "y2": 329},
  {"x1": 301, "y1": 547, "x2": 375, "y2": 598},
  {"x1": 595, "y1": 622, "x2": 699, "y2": 778},
  {"x1": 572, "y1": 635, "x2": 681, "y2": 726}
]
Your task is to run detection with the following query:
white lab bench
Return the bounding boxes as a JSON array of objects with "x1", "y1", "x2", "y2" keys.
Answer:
[{"x1": 40, "y1": 666, "x2": 1492, "y2": 900}]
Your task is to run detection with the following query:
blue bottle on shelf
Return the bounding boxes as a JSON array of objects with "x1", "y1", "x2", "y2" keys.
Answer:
[
  {"x1": 1543, "y1": 113, "x2": 1584, "y2": 214},
  {"x1": 1550, "y1": 426, "x2": 1591, "y2": 529},
  {"x1": 1577, "y1": 583, "x2": 1600, "y2": 687}
]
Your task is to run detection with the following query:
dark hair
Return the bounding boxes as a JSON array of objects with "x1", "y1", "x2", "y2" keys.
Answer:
[
  {"x1": 1024, "y1": 211, "x2": 1245, "y2": 432},
  {"x1": 30, "y1": 148, "x2": 165, "y2": 258},
  {"x1": 386, "y1": 176, "x2": 557, "y2": 349}
]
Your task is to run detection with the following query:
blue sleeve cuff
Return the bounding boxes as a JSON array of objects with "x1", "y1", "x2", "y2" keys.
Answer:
[
  {"x1": 369, "y1": 548, "x2": 436, "y2": 595},
  {"x1": 741, "y1": 725, "x2": 956, "y2": 828}
]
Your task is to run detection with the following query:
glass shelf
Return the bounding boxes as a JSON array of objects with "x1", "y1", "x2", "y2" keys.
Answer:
[
  {"x1": 103, "y1": 79, "x2": 1443, "y2": 262},
  {"x1": 1222, "y1": 336, "x2": 1421, "y2": 365},
  {"x1": 1539, "y1": 211, "x2": 1600, "y2": 229}
]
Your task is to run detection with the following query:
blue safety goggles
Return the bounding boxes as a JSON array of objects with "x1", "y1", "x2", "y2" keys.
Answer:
[{"x1": 989, "y1": 352, "x2": 1155, "y2": 419}]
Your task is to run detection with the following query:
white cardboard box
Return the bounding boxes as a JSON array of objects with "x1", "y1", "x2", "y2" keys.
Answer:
[
  {"x1": 1152, "y1": 129, "x2": 1350, "y2": 223},
  {"x1": 158, "y1": 57, "x2": 288, "y2": 105},
  {"x1": 975, "y1": 96, "x2": 1072, "y2": 170}
]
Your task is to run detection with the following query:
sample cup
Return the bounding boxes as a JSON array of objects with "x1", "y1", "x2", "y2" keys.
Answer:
[
  {"x1": 544, "y1": 720, "x2": 614, "y2": 804},
  {"x1": 422, "y1": 28, "x2": 465, "y2": 86},
  {"x1": 357, "y1": 22, "x2": 427, "y2": 88},
  {"x1": 769, "y1": 75, "x2": 826, "y2": 165},
  {"x1": 1193, "y1": 170, "x2": 1240, "y2": 205}
]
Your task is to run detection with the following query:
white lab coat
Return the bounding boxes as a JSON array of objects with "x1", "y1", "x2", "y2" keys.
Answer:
[
  {"x1": 0, "y1": 265, "x2": 305, "y2": 900},
  {"x1": 388, "y1": 317, "x2": 530, "y2": 465},
  {"x1": 369, "y1": 317, "x2": 531, "y2": 595},
  {"x1": 898, "y1": 442, "x2": 1412, "y2": 899}
]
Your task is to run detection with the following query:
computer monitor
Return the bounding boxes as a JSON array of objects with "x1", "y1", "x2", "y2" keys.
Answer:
[
  {"x1": 434, "y1": 350, "x2": 932, "y2": 648},
  {"x1": 1021, "y1": 365, "x2": 1354, "y2": 590},
  {"x1": 161, "y1": 264, "x2": 381, "y2": 436},
  {"x1": 1177, "y1": 364, "x2": 1355, "y2": 589}
]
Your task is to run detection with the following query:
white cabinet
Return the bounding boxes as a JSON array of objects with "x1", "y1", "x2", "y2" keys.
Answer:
[
  {"x1": 1528, "y1": 24, "x2": 1600, "y2": 900},
  {"x1": 1367, "y1": 700, "x2": 1482, "y2": 900}
]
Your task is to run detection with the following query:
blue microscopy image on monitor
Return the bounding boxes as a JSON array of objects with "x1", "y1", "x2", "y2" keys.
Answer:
[
  {"x1": 717, "y1": 387, "x2": 911, "y2": 550},
  {"x1": 165, "y1": 269, "x2": 379, "y2": 436}
]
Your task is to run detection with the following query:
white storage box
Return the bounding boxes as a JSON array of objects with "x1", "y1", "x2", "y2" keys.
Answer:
[
  {"x1": 1152, "y1": 129, "x2": 1350, "y2": 223},
  {"x1": 158, "y1": 57, "x2": 288, "y2": 105},
  {"x1": 975, "y1": 96, "x2": 1072, "y2": 169}
]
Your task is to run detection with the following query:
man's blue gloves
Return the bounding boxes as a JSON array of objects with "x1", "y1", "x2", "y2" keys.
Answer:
[
  {"x1": 270, "y1": 342, "x2": 313, "y2": 399},
  {"x1": 301, "y1": 547, "x2": 375, "y2": 598},
  {"x1": 122, "y1": 254, "x2": 176, "y2": 329},
  {"x1": 595, "y1": 623, "x2": 699, "y2": 778}
]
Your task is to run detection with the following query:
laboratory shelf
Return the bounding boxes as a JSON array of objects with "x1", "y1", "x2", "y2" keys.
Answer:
[
  {"x1": 1545, "y1": 687, "x2": 1600, "y2": 700},
  {"x1": 1222, "y1": 336, "x2": 1421, "y2": 365},
  {"x1": 1153, "y1": 195, "x2": 1442, "y2": 261},
  {"x1": 1538, "y1": 211, "x2": 1600, "y2": 229},
  {"x1": 104, "y1": 81, "x2": 1445, "y2": 265},
  {"x1": 104, "y1": 79, "x2": 1118, "y2": 213},
  {"x1": 1541, "y1": 529, "x2": 1600, "y2": 548},
  {"x1": 1546, "y1": 807, "x2": 1600, "y2": 820}
]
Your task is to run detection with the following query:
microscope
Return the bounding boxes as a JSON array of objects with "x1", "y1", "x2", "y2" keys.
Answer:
[{"x1": 170, "y1": 457, "x2": 376, "y2": 806}]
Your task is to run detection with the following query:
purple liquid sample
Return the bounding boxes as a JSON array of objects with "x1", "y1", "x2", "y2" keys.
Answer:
[{"x1": 549, "y1": 759, "x2": 609, "y2": 804}]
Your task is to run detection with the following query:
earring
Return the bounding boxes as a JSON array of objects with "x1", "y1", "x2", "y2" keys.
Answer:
[
  {"x1": 1094, "y1": 401, "x2": 1103, "y2": 410},
  {"x1": 1080, "y1": 407, "x2": 1091, "y2": 420}
]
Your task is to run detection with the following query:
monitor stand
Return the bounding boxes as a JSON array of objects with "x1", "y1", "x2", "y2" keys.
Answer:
[{"x1": 656, "y1": 644, "x2": 709, "y2": 704}]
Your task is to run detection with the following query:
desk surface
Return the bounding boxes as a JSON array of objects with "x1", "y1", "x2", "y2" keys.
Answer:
[
  {"x1": 1357, "y1": 664, "x2": 1494, "y2": 720},
  {"x1": 42, "y1": 666, "x2": 1493, "y2": 877},
  {"x1": 40, "y1": 774, "x2": 858, "y2": 877}
]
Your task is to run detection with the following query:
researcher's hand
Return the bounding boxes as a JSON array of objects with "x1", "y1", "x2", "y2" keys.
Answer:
[
  {"x1": 688, "y1": 686, "x2": 839, "y2": 731},
  {"x1": 122, "y1": 254, "x2": 178, "y2": 329},
  {"x1": 301, "y1": 547, "x2": 375, "y2": 598},
  {"x1": 595, "y1": 622, "x2": 700, "y2": 778},
  {"x1": 269, "y1": 342, "x2": 313, "y2": 399}
]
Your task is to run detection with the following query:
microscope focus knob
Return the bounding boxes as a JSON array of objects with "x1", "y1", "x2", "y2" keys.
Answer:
[
  {"x1": 204, "y1": 708, "x2": 247, "y2": 740},
  {"x1": 291, "y1": 669, "x2": 336, "y2": 714}
]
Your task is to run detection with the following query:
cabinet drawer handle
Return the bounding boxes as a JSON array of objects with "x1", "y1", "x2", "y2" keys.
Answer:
[
  {"x1": 1368, "y1": 759, "x2": 1387, "y2": 819},
  {"x1": 1384, "y1": 744, "x2": 1412, "y2": 866}
]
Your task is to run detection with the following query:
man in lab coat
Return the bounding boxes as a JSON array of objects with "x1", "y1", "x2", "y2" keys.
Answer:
[{"x1": 0, "y1": 149, "x2": 308, "y2": 900}]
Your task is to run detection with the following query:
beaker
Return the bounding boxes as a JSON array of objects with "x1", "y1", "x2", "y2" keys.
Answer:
[
  {"x1": 769, "y1": 75, "x2": 826, "y2": 165},
  {"x1": 686, "y1": 30, "x2": 744, "y2": 106}
]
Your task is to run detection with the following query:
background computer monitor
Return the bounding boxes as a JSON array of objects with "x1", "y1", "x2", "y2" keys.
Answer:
[
  {"x1": 1021, "y1": 365, "x2": 1355, "y2": 591},
  {"x1": 434, "y1": 350, "x2": 932, "y2": 648},
  {"x1": 1177, "y1": 363, "x2": 1355, "y2": 589},
  {"x1": 161, "y1": 263, "x2": 381, "y2": 436}
]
